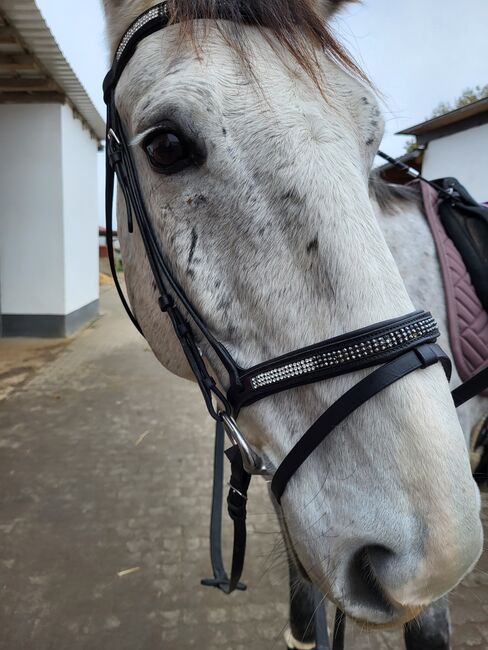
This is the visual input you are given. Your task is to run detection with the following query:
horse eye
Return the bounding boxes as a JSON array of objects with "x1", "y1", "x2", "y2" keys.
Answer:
[{"x1": 144, "y1": 131, "x2": 189, "y2": 173}]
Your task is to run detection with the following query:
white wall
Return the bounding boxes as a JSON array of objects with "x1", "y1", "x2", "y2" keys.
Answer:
[
  {"x1": 60, "y1": 103, "x2": 99, "y2": 314},
  {"x1": 0, "y1": 102, "x2": 99, "y2": 319},
  {"x1": 0, "y1": 104, "x2": 65, "y2": 314},
  {"x1": 422, "y1": 123, "x2": 488, "y2": 203}
]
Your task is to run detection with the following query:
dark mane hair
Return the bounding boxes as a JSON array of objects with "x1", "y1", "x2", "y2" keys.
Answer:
[
  {"x1": 169, "y1": 0, "x2": 368, "y2": 89},
  {"x1": 369, "y1": 170, "x2": 422, "y2": 214}
]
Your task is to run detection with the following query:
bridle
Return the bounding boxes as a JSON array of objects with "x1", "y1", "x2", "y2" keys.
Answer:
[{"x1": 103, "y1": 4, "x2": 488, "y2": 648}]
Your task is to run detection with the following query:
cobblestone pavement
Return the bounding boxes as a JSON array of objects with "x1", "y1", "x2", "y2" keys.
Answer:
[{"x1": 1, "y1": 286, "x2": 487, "y2": 650}]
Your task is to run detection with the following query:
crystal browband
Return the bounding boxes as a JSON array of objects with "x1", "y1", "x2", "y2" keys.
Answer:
[
  {"x1": 115, "y1": 3, "x2": 169, "y2": 62},
  {"x1": 228, "y1": 311, "x2": 440, "y2": 410},
  {"x1": 105, "y1": 1, "x2": 259, "y2": 98}
]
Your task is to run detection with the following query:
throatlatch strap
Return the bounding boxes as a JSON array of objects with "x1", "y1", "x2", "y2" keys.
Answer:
[
  {"x1": 201, "y1": 422, "x2": 247, "y2": 593},
  {"x1": 313, "y1": 591, "x2": 331, "y2": 650},
  {"x1": 332, "y1": 610, "x2": 346, "y2": 650},
  {"x1": 225, "y1": 445, "x2": 252, "y2": 593},
  {"x1": 105, "y1": 133, "x2": 143, "y2": 335},
  {"x1": 271, "y1": 344, "x2": 451, "y2": 503}
]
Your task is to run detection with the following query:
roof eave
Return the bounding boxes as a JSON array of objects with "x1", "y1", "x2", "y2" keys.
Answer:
[
  {"x1": 0, "y1": 0, "x2": 105, "y2": 142},
  {"x1": 397, "y1": 97, "x2": 488, "y2": 139}
]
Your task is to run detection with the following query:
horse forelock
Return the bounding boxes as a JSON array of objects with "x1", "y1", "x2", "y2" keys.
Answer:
[{"x1": 104, "y1": 0, "x2": 365, "y2": 90}]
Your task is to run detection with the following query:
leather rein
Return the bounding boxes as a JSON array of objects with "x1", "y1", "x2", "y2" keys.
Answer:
[{"x1": 103, "y1": 4, "x2": 488, "y2": 649}]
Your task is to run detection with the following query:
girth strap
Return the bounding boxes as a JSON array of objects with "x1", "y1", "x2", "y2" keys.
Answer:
[{"x1": 271, "y1": 344, "x2": 452, "y2": 503}]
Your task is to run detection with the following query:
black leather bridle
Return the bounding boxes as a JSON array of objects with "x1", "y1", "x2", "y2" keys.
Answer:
[{"x1": 103, "y1": 4, "x2": 488, "y2": 648}]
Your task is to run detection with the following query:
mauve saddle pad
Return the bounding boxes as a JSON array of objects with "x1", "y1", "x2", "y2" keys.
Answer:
[{"x1": 421, "y1": 180, "x2": 488, "y2": 397}]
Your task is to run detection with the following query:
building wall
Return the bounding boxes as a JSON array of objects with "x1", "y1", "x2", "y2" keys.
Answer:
[
  {"x1": 0, "y1": 102, "x2": 99, "y2": 336},
  {"x1": 0, "y1": 103, "x2": 65, "y2": 315},
  {"x1": 60, "y1": 103, "x2": 99, "y2": 314},
  {"x1": 422, "y1": 123, "x2": 488, "y2": 202}
]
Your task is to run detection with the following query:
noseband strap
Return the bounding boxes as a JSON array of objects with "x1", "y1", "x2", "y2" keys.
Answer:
[
  {"x1": 229, "y1": 311, "x2": 441, "y2": 410},
  {"x1": 271, "y1": 343, "x2": 451, "y2": 502}
]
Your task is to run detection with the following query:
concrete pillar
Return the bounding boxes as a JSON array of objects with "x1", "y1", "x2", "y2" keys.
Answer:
[{"x1": 0, "y1": 102, "x2": 99, "y2": 337}]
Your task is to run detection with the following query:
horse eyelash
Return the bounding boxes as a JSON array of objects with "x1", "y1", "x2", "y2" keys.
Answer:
[{"x1": 131, "y1": 130, "x2": 153, "y2": 147}]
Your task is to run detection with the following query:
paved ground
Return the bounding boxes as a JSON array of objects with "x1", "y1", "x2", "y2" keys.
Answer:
[
  {"x1": 0, "y1": 337, "x2": 68, "y2": 402},
  {"x1": 1, "y1": 286, "x2": 487, "y2": 650}
]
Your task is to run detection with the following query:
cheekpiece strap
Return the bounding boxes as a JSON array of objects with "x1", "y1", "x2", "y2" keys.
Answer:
[{"x1": 103, "y1": 3, "x2": 170, "y2": 100}]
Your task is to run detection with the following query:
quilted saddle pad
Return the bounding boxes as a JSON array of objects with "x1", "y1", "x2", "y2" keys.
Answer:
[{"x1": 420, "y1": 181, "x2": 488, "y2": 397}]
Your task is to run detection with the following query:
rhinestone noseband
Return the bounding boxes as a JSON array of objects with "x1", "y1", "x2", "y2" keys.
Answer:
[
  {"x1": 230, "y1": 313, "x2": 439, "y2": 409},
  {"x1": 251, "y1": 316, "x2": 437, "y2": 389}
]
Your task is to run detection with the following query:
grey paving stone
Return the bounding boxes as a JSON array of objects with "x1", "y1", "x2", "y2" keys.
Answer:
[{"x1": 0, "y1": 286, "x2": 486, "y2": 650}]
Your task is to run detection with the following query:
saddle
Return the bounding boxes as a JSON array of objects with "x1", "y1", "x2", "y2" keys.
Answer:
[{"x1": 420, "y1": 179, "x2": 488, "y2": 398}]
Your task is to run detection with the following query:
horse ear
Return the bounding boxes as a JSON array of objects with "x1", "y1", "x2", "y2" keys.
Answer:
[
  {"x1": 312, "y1": 0, "x2": 356, "y2": 19},
  {"x1": 101, "y1": 0, "x2": 126, "y2": 21}
]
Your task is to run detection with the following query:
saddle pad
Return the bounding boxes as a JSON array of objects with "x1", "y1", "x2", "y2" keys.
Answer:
[
  {"x1": 421, "y1": 181, "x2": 488, "y2": 396},
  {"x1": 434, "y1": 177, "x2": 488, "y2": 312}
]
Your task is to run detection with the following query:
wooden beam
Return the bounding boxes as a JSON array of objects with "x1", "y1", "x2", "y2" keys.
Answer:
[
  {"x1": 0, "y1": 77, "x2": 58, "y2": 92},
  {"x1": 0, "y1": 26, "x2": 17, "y2": 45},
  {"x1": 0, "y1": 91, "x2": 65, "y2": 103},
  {"x1": 0, "y1": 53, "x2": 38, "y2": 73}
]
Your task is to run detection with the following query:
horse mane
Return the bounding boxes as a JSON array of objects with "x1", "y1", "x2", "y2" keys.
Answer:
[
  {"x1": 369, "y1": 170, "x2": 422, "y2": 215},
  {"x1": 170, "y1": 0, "x2": 367, "y2": 88}
]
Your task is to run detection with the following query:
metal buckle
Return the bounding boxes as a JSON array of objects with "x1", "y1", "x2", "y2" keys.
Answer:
[
  {"x1": 220, "y1": 412, "x2": 269, "y2": 476},
  {"x1": 228, "y1": 483, "x2": 248, "y2": 500},
  {"x1": 107, "y1": 128, "x2": 121, "y2": 145},
  {"x1": 107, "y1": 128, "x2": 123, "y2": 168}
]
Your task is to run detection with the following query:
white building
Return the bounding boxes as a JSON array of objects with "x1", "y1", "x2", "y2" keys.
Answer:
[
  {"x1": 399, "y1": 98, "x2": 488, "y2": 203},
  {"x1": 0, "y1": 0, "x2": 105, "y2": 337}
]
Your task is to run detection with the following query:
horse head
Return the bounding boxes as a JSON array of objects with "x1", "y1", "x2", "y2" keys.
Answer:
[{"x1": 102, "y1": 0, "x2": 482, "y2": 626}]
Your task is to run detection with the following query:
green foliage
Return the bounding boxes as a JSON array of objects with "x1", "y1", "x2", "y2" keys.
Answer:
[
  {"x1": 431, "y1": 84, "x2": 488, "y2": 118},
  {"x1": 404, "y1": 138, "x2": 418, "y2": 154},
  {"x1": 431, "y1": 101, "x2": 453, "y2": 118}
]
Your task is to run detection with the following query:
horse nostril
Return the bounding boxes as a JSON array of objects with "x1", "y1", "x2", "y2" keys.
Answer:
[{"x1": 346, "y1": 546, "x2": 395, "y2": 616}]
